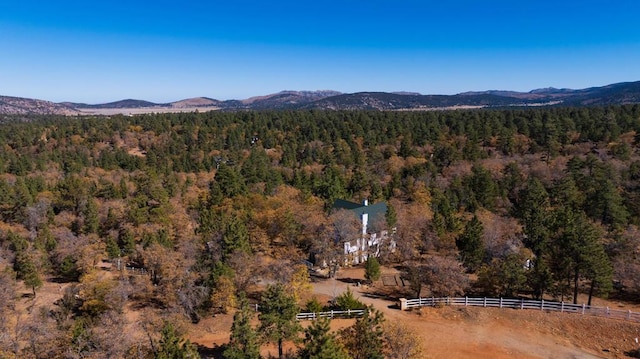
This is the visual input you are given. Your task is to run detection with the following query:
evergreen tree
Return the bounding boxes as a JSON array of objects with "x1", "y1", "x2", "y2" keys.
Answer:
[
  {"x1": 334, "y1": 287, "x2": 365, "y2": 311},
  {"x1": 385, "y1": 203, "x2": 397, "y2": 229},
  {"x1": 156, "y1": 321, "x2": 200, "y2": 359},
  {"x1": 551, "y1": 208, "x2": 612, "y2": 304},
  {"x1": 258, "y1": 283, "x2": 302, "y2": 359},
  {"x1": 224, "y1": 297, "x2": 262, "y2": 359},
  {"x1": 83, "y1": 197, "x2": 99, "y2": 234},
  {"x1": 14, "y1": 251, "x2": 42, "y2": 297},
  {"x1": 455, "y1": 215, "x2": 485, "y2": 272},
  {"x1": 339, "y1": 306, "x2": 384, "y2": 359},
  {"x1": 304, "y1": 297, "x2": 325, "y2": 314},
  {"x1": 221, "y1": 216, "x2": 251, "y2": 261},
  {"x1": 299, "y1": 318, "x2": 351, "y2": 359},
  {"x1": 209, "y1": 163, "x2": 247, "y2": 205},
  {"x1": 364, "y1": 256, "x2": 381, "y2": 282},
  {"x1": 516, "y1": 178, "x2": 553, "y2": 299},
  {"x1": 466, "y1": 164, "x2": 498, "y2": 210},
  {"x1": 476, "y1": 252, "x2": 528, "y2": 297}
]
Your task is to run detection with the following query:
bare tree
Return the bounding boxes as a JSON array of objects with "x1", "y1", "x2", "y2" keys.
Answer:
[
  {"x1": 19, "y1": 306, "x2": 67, "y2": 359},
  {"x1": 480, "y1": 212, "x2": 523, "y2": 260},
  {"x1": 311, "y1": 225, "x2": 346, "y2": 277},
  {"x1": 227, "y1": 249, "x2": 264, "y2": 293},
  {"x1": 0, "y1": 269, "x2": 17, "y2": 356},
  {"x1": 24, "y1": 198, "x2": 52, "y2": 233},
  {"x1": 403, "y1": 256, "x2": 469, "y2": 297},
  {"x1": 90, "y1": 310, "x2": 134, "y2": 359},
  {"x1": 330, "y1": 209, "x2": 362, "y2": 243}
]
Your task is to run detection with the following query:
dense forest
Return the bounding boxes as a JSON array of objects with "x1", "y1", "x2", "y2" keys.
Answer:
[{"x1": 1, "y1": 105, "x2": 640, "y2": 358}]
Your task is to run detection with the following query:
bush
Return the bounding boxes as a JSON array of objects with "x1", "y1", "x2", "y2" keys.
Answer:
[
  {"x1": 305, "y1": 296, "x2": 325, "y2": 313},
  {"x1": 364, "y1": 256, "x2": 381, "y2": 282},
  {"x1": 334, "y1": 288, "x2": 365, "y2": 310}
]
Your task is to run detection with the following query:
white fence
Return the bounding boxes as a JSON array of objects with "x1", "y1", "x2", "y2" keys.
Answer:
[
  {"x1": 252, "y1": 304, "x2": 366, "y2": 321},
  {"x1": 402, "y1": 297, "x2": 640, "y2": 322},
  {"x1": 296, "y1": 309, "x2": 365, "y2": 321}
]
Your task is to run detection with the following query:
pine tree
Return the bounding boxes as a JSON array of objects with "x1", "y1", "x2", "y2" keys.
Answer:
[
  {"x1": 551, "y1": 208, "x2": 612, "y2": 304},
  {"x1": 14, "y1": 251, "x2": 42, "y2": 297},
  {"x1": 258, "y1": 283, "x2": 302, "y2": 359},
  {"x1": 221, "y1": 216, "x2": 251, "y2": 261},
  {"x1": 299, "y1": 318, "x2": 351, "y2": 359},
  {"x1": 224, "y1": 297, "x2": 261, "y2": 359},
  {"x1": 385, "y1": 203, "x2": 397, "y2": 229},
  {"x1": 455, "y1": 215, "x2": 485, "y2": 272},
  {"x1": 334, "y1": 287, "x2": 365, "y2": 311},
  {"x1": 156, "y1": 321, "x2": 200, "y2": 359},
  {"x1": 516, "y1": 177, "x2": 553, "y2": 299},
  {"x1": 364, "y1": 256, "x2": 381, "y2": 282},
  {"x1": 339, "y1": 306, "x2": 384, "y2": 359},
  {"x1": 83, "y1": 198, "x2": 99, "y2": 234}
]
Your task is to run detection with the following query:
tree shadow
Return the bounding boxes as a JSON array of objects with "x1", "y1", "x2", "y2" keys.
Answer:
[
  {"x1": 196, "y1": 343, "x2": 224, "y2": 358},
  {"x1": 336, "y1": 277, "x2": 360, "y2": 284},
  {"x1": 625, "y1": 349, "x2": 640, "y2": 358}
]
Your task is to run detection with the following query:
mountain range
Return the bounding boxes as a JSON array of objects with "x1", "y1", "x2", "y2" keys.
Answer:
[{"x1": 2, "y1": 81, "x2": 640, "y2": 116}]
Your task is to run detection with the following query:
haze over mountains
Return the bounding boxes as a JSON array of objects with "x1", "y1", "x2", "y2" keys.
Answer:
[{"x1": 2, "y1": 81, "x2": 640, "y2": 116}]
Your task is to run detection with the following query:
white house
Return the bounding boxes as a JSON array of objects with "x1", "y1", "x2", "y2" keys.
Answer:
[{"x1": 333, "y1": 199, "x2": 395, "y2": 264}]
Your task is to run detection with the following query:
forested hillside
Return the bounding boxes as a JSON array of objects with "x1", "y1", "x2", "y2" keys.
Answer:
[{"x1": 1, "y1": 106, "x2": 640, "y2": 357}]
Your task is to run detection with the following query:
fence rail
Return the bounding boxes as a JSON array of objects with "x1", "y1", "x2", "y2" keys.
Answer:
[
  {"x1": 402, "y1": 297, "x2": 640, "y2": 323},
  {"x1": 296, "y1": 309, "x2": 365, "y2": 321}
]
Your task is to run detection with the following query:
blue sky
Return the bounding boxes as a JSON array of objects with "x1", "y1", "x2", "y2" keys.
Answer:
[{"x1": 1, "y1": 0, "x2": 639, "y2": 103}]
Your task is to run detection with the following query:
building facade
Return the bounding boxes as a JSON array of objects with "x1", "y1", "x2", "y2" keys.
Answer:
[{"x1": 333, "y1": 199, "x2": 395, "y2": 264}]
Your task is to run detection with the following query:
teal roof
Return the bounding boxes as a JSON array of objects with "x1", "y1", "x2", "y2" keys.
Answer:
[
  {"x1": 332, "y1": 199, "x2": 388, "y2": 227},
  {"x1": 333, "y1": 199, "x2": 364, "y2": 210}
]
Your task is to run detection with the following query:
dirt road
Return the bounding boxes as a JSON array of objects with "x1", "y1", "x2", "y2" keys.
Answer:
[{"x1": 312, "y1": 268, "x2": 623, "y2": 359}]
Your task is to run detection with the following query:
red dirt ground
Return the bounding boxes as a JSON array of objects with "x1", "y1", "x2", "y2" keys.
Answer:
[{"x1": 13, "y1": 267, "x2": 640, "y2": 358}]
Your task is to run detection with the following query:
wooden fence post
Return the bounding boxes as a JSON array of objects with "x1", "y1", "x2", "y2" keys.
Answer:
[
  {"x1": 582, "y1": 304, "x2": 586, "y2": 315},
  {"x1": 483, "y1": 297, "x2": 487, "y2": 307},
  {"x1": 541, "y1": 299, "x2": 544, "y2": 311},
  {"x1": 520, "y1": 298, "x2": 524, "y2": 310},
  {"x1": 499, "y1": 297, "x2": 503, "y2": 308},
  {"x1": 561, "y1": 302, "x2": 564, "y2": 313},
  {"x1": 628, "y1": 310, "x2": 632, "y2": 320},
  {"x1": 465, "y1": 296, "x2": 468, "y2": 306}
]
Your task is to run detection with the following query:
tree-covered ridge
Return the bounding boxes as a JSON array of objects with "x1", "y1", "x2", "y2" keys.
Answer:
[
  {"x1": 1, "y1": 106, "x2": 638, "y2": 212},
  {"x1": 0, "y1": 105, "x2": 639, "y2": 357}
]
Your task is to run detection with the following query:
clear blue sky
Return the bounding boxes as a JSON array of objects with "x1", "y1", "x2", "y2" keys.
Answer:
[{"x1": 1, "y1": 0, "x2": 639, "y2": 103}]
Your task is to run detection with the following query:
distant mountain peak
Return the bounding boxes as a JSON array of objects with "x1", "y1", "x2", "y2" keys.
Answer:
[
  {"x1": 391, "y1": 91, "x2": 422, "y2": 96},
  {"x1": 529, "y1": 87, "x2": 575, "y2": 94},
  {"x1": 171, "y1": 97, "x2": 220, "y2": 108},
  {"x1": 2, "y1": 81, "x2": 640, "y2": 116},
  {"x1": 1, "y1": 96, "x2": 80, "y2": 115},
  {"x1": 239, "y1": 90, "x2": 342, "y2": 107}
]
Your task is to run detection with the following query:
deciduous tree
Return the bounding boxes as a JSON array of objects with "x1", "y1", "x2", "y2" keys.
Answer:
[{"x1": 383, "y1": 322, "x2": 424, "y2": 359}]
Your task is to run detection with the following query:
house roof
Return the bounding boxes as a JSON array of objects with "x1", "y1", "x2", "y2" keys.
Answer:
[{"x1": 332, "y1": 199, "x2": 388, "y2": 226}]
